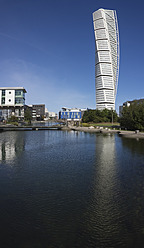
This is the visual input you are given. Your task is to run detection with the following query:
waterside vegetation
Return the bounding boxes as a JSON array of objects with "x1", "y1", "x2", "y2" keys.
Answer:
[
  {"x1": 24, "y1": 108, "x2": 32, "y2": 124},
  {"x1": 7, "y1": 115, "x2": 19, "y2": 126},
  {"x1": 119, "y1": 100, "x2": 144, "y2": 131},
  {"x1": 82, "y1": 109, "x2": 118, "y2": 124}
]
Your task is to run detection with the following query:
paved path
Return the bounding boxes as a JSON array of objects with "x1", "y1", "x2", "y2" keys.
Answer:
[{"x1": 68, "y1": 126, "x2": 144, "y2": 139}]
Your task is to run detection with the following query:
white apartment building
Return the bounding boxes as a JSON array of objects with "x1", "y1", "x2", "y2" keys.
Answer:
[
  {"x1": 93, "y1": 8, "x2": 120, "y2": 110},
  {"x1": 0, "y1": 87, "x2": 27, "y2": 120}
]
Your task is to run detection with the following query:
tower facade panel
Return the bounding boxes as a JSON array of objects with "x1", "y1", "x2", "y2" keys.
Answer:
[{"x1": 93, "y1": 8, "x2": 119, "y2": 110}]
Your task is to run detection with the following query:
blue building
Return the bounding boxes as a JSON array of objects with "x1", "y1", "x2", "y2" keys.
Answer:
[{"x1": 59, "y1": 107, "x2": 87, "y2": 121}]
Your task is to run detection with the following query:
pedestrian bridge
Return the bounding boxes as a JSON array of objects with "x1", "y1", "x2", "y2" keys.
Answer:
[{"x1": 0, "y1": 124, "x2": 63, "y2": 132}]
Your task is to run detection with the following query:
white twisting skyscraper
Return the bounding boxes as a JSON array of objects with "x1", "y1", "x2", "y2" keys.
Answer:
[{"x1": 93, "y1": 8, "x2": 119, "y2": 110}]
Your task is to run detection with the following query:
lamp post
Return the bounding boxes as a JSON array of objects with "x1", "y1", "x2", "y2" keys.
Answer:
[{"x1": 111, "y1": 108, "x2": 113, "y2": 125}]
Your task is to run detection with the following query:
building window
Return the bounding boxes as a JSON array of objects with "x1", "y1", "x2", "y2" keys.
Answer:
[
  {"x1": 2, "y1": 90, "x2": 5, "y2": 96},
  {"x1": 9, "y1": 99, "x2": 11, "y2": 102},
  {"x1": 15, "y1": 98, "x2": 23, "y2": 104},
  {"x1": 9, "y1": 92, "x2": 11, "y2": 94},
  {"x1": 2, "y1": 98, "x2": 5, "y2": 104},
  {"x1": 15, "y1": 90, "x2": 23, "y2": 96}
]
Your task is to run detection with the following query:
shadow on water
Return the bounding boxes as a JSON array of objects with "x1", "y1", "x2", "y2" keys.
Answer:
[{"x1": 121, "y1": 137, "x2": 144, "y2": 156}]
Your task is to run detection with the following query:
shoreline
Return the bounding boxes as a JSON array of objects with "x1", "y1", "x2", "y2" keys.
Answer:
[
  {"x1": 64, "y1": 126, "x2": 144, "y2": 139},
  {"x1": 1, "y1": 124, "x2": 144, "y2": 139}
]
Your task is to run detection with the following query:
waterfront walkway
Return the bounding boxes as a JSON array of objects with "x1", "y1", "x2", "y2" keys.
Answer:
[{"x1": 69, "y1": 126, "x2": 144, "y2": 139}]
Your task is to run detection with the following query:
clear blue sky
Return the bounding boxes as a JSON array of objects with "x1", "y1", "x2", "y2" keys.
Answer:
[{"x1": 0, "y1": 0, "x2": 144, "y2": 113}]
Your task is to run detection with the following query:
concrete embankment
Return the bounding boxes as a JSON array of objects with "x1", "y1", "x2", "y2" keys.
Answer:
[
  {"x1": 69, "y1": 126, "x2": 118, "y2": 133},
  {"x1": 70, "y1": 126, "x2": 100, "y2": 133},
  {"x1": 118, "y1": 131, "x2": 144, "y2": 139},
  {"x1": 67, "y1": 126, "x2": 144, "y2": 139}
]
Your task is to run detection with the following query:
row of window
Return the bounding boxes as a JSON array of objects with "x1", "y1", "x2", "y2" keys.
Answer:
[
  {"x1": 61, "y1": 112, "x2": 81, "y2": 119},
  {"x1": 96, "y1": 83, "x2": 114, "y2": 89},
  {"x1": 62, "y1": 114, "x2": 81, "y2": 117},
  {"x1": 15, "y1": 90, "x2": 24, "y2": 96},
  {"x1": 93, "y1": 11, "x2": 103, "y2": 20},
  {"x1": 95, "y1": 29, "x2": 107, "y2": 40},
  {"x1": 1, "y1": 90, "x2": 24, "y2": 96},
  {"x1": 15, "y1": 99, "x2": 24, "y2": 104},
  {"x1": 96, "y1": 40, "x2": 109, "y2": 50},
  {"x1": 96, "y1": 64, "x2": 113, "y2": 76},
  {"x1": 97, "y1": 105, "x2": 115, "y2": 110},
  {"x1": 1, "y1": 98, "x2": 24, "y2": 104}
]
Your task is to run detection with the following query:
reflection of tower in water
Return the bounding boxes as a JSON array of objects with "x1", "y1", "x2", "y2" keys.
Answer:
[
  {"x1": 0, "y1": 132, "x2": 25, "y2": 162},
  {"x1": 83, "y1": 135, "x2": 123, "y2": 247}
]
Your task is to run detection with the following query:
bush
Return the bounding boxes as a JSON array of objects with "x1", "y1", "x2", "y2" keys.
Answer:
[{"x1": 8, "y1": 115, "x2": 18, "y2": 122}]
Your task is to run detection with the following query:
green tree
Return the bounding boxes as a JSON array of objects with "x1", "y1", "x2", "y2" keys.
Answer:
[
  {"x1": 119, "y1": 101, "x2": 144, "y2": 131},
  {"x1": 24, "y1": 109, "x2": 32, "y2": 124},
  {"x1": 82, "y1": 109, "x2": 118, "y2": 123}
]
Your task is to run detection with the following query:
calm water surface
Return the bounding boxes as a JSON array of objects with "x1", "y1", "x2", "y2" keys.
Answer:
[{"x1": 0, "y1": 130, "x2": 144, "y2": 248}]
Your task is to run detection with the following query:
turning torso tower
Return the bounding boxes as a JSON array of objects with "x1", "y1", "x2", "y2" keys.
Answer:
[{"x1": 93, "y1": 8, "x2": 120, "y2": 110}]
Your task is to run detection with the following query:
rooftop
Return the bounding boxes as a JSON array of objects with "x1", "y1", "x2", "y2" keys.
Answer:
[{"x1": 0, "y1": 87, "x2": 27, "y2": 93}]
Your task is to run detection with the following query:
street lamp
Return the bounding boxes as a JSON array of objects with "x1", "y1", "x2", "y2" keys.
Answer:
[{"x1": 111, "y1": 108, "x2": 113, "y2": 125}]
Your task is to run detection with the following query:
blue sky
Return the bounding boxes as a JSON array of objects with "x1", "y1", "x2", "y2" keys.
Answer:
[{"x1": 0, "y1": 0, "x2": 144, "y2": 113}]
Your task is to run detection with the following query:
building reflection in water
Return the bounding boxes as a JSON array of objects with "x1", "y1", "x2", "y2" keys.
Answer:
[
  {"x1": 0, "y1": 132, "x2": 25, "y2": 162},
  {"x1": 82, "y1": 134, "x2": 124, "y2": 247}
]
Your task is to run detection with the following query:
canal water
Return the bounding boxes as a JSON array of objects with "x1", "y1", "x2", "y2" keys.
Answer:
[{"x1": 0, "y1": 130, "x2": 144, "y2": 248}]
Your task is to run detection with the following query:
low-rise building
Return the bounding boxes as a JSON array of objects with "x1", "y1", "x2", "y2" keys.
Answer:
[
  {"x1": 0, "y1": 87, "x2": 27, "y2": 120},
  {"x1": 59, "y1": 107, "x2": 87, "y2": 121},
  {"x1": 32, "y1": 104, "x2": 45, "y2": 121},
  {"x1": 59, "y1": 107, "x2": 81, "y2": 121},
  {"x1": 44, "y1": 109, "x2": 58, "y2": 121},
  {"x1": 48, "y1": 112, "x2": 58, "y2": 120}
]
